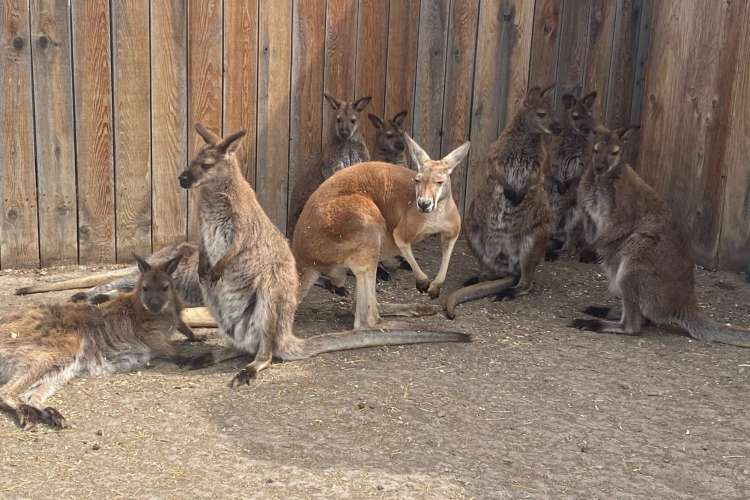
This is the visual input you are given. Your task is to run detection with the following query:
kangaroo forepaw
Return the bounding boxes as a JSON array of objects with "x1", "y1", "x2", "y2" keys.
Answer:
[
  {"x1": 70, "y1": 292, "x2": 88, "y2": 303},
  {"x1": 41, "y1": 407, "x2": 68, "y2": 429},
  {"x1": 376, "y1": 266, "x2": 392, "y2": 282},
  {"x1": 427, "y1": 282, "x2": 442, "y2": 299},
  {"x1": 494, "y1": 288, "x2": 521, "y2": 302},
  {"x1": 416, "y1": 278, "x2": 430, "y2": 293},
  {"x1": 229, "y1": 367, "x2": 257, "y2": 388},
  {"x1": 571, "y1": 318, "x2": 604, "y2": 331},
  {"x1": 89, "y1": 294, "x2": 111, "y2": 305},
  {"x1": 17, "y1": 405, "x2": 45, "y2": 430},
  {"x1": 582, "y1": 306, "x2": 612, "y2": 319}
]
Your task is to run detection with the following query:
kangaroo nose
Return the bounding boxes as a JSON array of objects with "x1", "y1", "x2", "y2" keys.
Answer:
[
  {"x1": 395, "y1": 141, "x2": 405, "y2": 151},
  {"x1": 178, "y1": 171, "x2": 192, "y2": 189},
  {"x1": 417, "y1": 199, "x2": 433, "y2": 212}
]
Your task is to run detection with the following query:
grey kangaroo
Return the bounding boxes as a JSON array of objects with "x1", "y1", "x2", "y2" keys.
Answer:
[
  {"x1": 445, "y1": 85, "x2": 561, "y2": 319},
  {"x1": 0, "y1": 254, "x2": 194, "y2": 430},
  {"x1": 572, "y1": 126, "x2": 750, "y2": 347},
  {"x1": 544, "y1": 91, "x2": 598, "y2": 262},
  {"x1": 178, "y1": 124, "x2": 470, "y2": 387},
  {"x1": 321, "y1": 94, "x2": 372, "y2": 180},
  {"x1": 368, "y1": 110, "x2": 410, "y2": 167}
]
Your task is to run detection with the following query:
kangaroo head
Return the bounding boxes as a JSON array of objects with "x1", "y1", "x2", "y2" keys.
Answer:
[
  {"x1": 592, "y1": 125, "x2": 639, "y2": 175},
  {"x1": 368, "y1": 110, "x2": 408, "y2": 156},
  {"x1": 134, "y1": 253, "x2": 182, "y2": 314},
  {"x1": 561, "y1": 91, "x2": 597, "y2": 135},
  {"x1": 405, "y1": 134, "x2": 470, "y2": 213},
  {"x1": 179, "y1": 124, "x2": 247, "y2": 189},
  {"x1": 521, "y1": 84, "x2": 562, "y2": 136},
  {"x1": 324, "y1": 93, "x2": 371, "y2": 141}
]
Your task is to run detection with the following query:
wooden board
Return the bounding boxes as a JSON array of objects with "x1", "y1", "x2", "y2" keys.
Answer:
[
  {"x1": 255, "y1": 0, "x2": 292, "y2": 233},
  {"x1": 583, "y1": 0, "x2": 617, "y2": 123},
  {"x1": 223, "y1": 0, "x2": 258, "y2": 184},
  {"x1": 528, "y1": 0, "x2": 562, "y2": 96},
  {"x1": 501, "y1": 0, "x2": 536, "y2": 128},
  {"x1": 288, "y1": 0, "x2": 326, "y2": 233},
  {"x1": 605, "y1": 0, "x2": 642, "y2": 129},
  {"x1": 151, "y1": 0, "x2": 188, "y2": 251},
  {"x1": 412, "y1": 0, "x2": 450, "y2": 158},
  {"x1": 440, "y1": 0, "x2": 479, "y2": 214},
  {"x1": 187, "y1": 0, "x2": 222, "y2": 239},
  {"x1": 29, "y1": 0, "x2": 77, "y2": 267},
  {"x1": 112, "y1": 0, "x2": 152, "y2": 262},
  {"x1": 71, "y1": 0, "x2": 116, "y2": 264},
  {"x1": 554, "y1": 0, "x2": 593, "y2": 108},
  {"x1": 384, "y1": 0, "x2": 420, "y2": 133}
]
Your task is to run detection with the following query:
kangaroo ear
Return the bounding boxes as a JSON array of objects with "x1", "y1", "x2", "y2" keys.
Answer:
[
  {"x1": 581, "y1": 91, "x2": 598, "y2": 109},
  {"x1": 441, "y1": 141, "x2": 470, "y2": 175},
  {"x1": 561, "y1": 94, "x2": 577, "y2": 109},
  {"x1": 163, "y1": 254, "x2": 182, "y2": 276},
  {"x1": 540, "y1": 83, "x2": 556, "y2": 98},
  {"x1": 616, "y1": 125, "x2": 640, "y2": 142},
  {"x1": 218, "y1": 129, "x2": 247, "y2": 154},
  {"x1": 392, "y1": 110, "x2": 408, "y2": 127},
  {"x1": 353, "y1": 95, "x2": 372, "y2": 112},
  {"x1": 368, "y1": 113, "x2": 384, "y2": 129},
  {"x1": 195, "y1": 123, "x2": 221, "y2": 146},
  {"x1": 323, "y1": 93, "x2": 341, "y2": 110},
  {"x1": 134, "y1": 254, "x2": 151, "y2": 274},
  {"x1": 404, "y1": 133, "x2": 431, "y2": 170}
]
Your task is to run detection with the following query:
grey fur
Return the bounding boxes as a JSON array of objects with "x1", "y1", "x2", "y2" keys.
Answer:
[{"x1": 321, "y1": 94, "x2": 372, "y2": 180}]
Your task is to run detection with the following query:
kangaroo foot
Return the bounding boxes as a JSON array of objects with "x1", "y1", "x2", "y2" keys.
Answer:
[
  {"x1": 41, "y1": 407, "x2": 68, "y2": 429},
  {"x1": 229, "y1": 367, "x2": 257, "y2": 388}
]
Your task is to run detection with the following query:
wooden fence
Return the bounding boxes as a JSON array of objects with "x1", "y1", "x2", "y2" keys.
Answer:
[{"x1": 1, "y1": 0, "x2": 651, "y2": 269}]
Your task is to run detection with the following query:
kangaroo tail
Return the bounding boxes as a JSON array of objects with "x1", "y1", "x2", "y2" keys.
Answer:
[
  {"x1": 296, "y1": 329, "x2": 471, "y2": 359},
  {"x1": 444, "y1": 277, "x2": 516, "y2": 319},
  {"x1": 14, "y1": 268, "x2": 133, "y2": 296},
  {"x1": 678, "y1": 311, "x2": 750, "y2": 348}
]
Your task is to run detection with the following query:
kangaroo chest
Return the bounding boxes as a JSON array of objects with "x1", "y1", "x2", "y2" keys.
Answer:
[{"x1": 199, "y1": 194, "x2": 235, "y2": 266}]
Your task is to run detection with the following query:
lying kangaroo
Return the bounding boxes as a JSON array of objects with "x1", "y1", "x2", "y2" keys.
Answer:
[
  {"x1": 445, "y1": 85, "x2": 560, "y2": 319},
  {"x1": 0, "y1": 254, "x2": 193, "y2": 430},
  {"x1": 178, "y1": 125, "x2": 470, "y2": 386},
  {"x1": 544, "y1": 91, "x2": 597, "y2": 262},
  {"x1": 572, "y1": 126, "x2": 750, "y2": 347},
  {"x1": 321, "y1": 94, "x2": 372, "y2": 180},
  {"x1": 368, "y1": 110, "x2": 409, "y2": 167},
  {"x1": 294, "y1": 135, "x2": 470, "y2": 329}
]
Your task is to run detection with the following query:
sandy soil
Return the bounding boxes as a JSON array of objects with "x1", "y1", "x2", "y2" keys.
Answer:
[{"x1": 0, "y1": 240, "x2": 748, "y2": 499}]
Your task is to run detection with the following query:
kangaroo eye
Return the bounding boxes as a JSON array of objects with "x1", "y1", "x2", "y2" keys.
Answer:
[
  {"x1": 611, "y1": 149, "x2": 620, "y2": 156},
  {"x1": 337, "y1": 116, "x2": 342, "y2": 122},
  {"x1": 386, "y1": 131, "x2": 394, "y2": 137},
  {"x1": 351, "y1": 118, "x2": 356, "y2": 124},
  {"x1": 537, "y1": 111, "x2": 547, "y2": 118},
  {"x1": 202, "y1": 163, "x2": 211, "y2": 170},
  {"x1": 143, "y1": 286, "x2": 149, "y2": 292},
  {"x1": 162, "y1": 285, "x2": 169, "y2": 291},
  {"x1": 572, "y1": 113, "x2": 580, "y2": 119},
  {"x1": 593, "y1": 144, "x2": 601, "y2": 152}
]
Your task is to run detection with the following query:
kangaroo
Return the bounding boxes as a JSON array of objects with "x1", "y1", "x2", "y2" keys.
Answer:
[
  {"x1": 571, "y1": 126, "x2": 750, "y2": 347},
  {"x1": 177, "y1": 124, "x2": 470, "y2": 387},
  {"x1": 293, "y1": 134, "x2": 470, "y2": 329},
  {"x1": 544, "y1": 91, "x2": 598, "y2": 262},
  {"x1": 445, "y1": 85, "x2": 560, "y2": 319},
  {"x1": 321, "y1": 94, "x2": 372, "y2": 180},
  {"x1": 0, "y1": 254, "x2": 194, "y2": 430},
  {"x1": 368, "y1": 110, "x2": 409, "y2": 167}
]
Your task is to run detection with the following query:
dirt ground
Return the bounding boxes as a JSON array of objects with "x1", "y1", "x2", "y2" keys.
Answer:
[{"x1": 0, "y1": 240, "x2": 748, "y2": 499}]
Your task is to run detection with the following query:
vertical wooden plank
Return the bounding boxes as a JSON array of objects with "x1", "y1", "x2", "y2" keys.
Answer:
[
  {"x1": 502, "y1": 0, "x2": 535, "y2": 127},
  {"x1": 554, "y1": 0, "x2": 592, "y2": 108},
  {"x1": 322, "y1": 0, "x2": 358, "y2": 148},
  {"x1": 718, "y1": 3, "x2": 750, "y2": 270},
  {"x1": 151, "y1": 0, "x2": 187, "y2": 250},
  {"x1": 223, "y1": 0, "x2": 258, "y2": 184},
  {"x1": 288, "y1": 0, "x2": 325, "y2": 232},
  {"x1": 583, "y1": 0, "x2": 616, "y2": 123},
  {"x1": 256, "y1": 0, "x2": 292, "y2": 232},
  {"x1": 528, "y1": 0, "x2": 562, "y2": 92},
  {"x1": 187, "y1": 0, "x2": 222, "y2": 239},
  {"x1": 112, "y1": 0, "x2": 151, "y2": 262},
  {"x1": 355, "y1": 0, "x2": 389, "y2": 154},
  {"x1": 605, "y1": 0, "x2": 643, "y2": 129},
  {"x1": 71, "y1": 0, "x2": 115, "y2": 264},
  {"x1": 629, "y1": 0, "x2": 653, "y2": 126},
  {"x1": 0, "y1": 0, "x2": 40, "y2": 268},
  {"x1": 384, "y1": 0, "x2": 419, "y2": 132},
  {"x1": 412, "y1": 0, "x2": 450, "y2": 157},
  {"x1": 440, "y1": 0, "x2": 479, "y2": 214},
  {"x1": 30, "y1": 0, "x2": 77, "y2": 267}
]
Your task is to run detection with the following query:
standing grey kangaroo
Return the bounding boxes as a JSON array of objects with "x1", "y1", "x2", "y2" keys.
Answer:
[
  {"x1": 445, "y1": 85, "x2": 561, "y2": 319},
  {"x1": 178, "y1": 124, "x2": 470, "y2": 387},
  {"x1": 543, "y1": 91, "x2": 598, "y2": 262},
  {"x1": 572, "y1": 126, "x2": 750, "y2": 347},
  {"x1": 321, "y1": 94, "x2": 372, "y2": 180},
  {"x1": 368, "y1": 110, "x2": 410, "y2": 167},
  {"x1": 0, "y1": 254, "x2": 194, "y2": 430}
]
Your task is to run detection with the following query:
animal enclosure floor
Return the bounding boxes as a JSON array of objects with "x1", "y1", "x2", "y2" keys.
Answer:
[{"x1": 1, "y1": 241, "x2": 749, "y2": 499}]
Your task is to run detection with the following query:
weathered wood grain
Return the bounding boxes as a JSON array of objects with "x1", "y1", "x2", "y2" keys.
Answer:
[
  {"x1": 528, "y1": 0, "x2": 561, "y2": 94},
  {"x1": 384, "y1": 0, "x2": 420, "y2": 133},
  {"x1": 187, "y1": 0, "x2": 222, "y2": 239},
  {"x1": 288, "y1": 0, "x2": 326, "y2": 233},
  {"x1": 605, "y1": 0, "x2": 642, "y2": 129},
  {"x1": 30, "y1": 0, "x2": 77, "y2": 266},
  {"x1": 223, "y1": 0, "x2": 258, "y2": 184},
  {"x1": 501, "y1": 0, "x2": 535, "y2": 128},
  {"x1": 583, "y1": 0, "x2": 617, "y2": 123},
  {"x1": 554, "y1": 0, "x2": 593, "y2": 109},
  {"x1": 71, "y1": 0, "x2": 116, "y2": 264},
  {"x1": 112, "y1": 0, "x2": 151, "y2": 262},
  {"x1": 151, "y1": 0, "x2": 188, "y2": 250},
  {"x1": 256, "y1": 0, "x2": 292, "y2": 232}
]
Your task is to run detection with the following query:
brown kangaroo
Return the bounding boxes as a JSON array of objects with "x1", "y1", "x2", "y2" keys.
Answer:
[
  {"x1": 445, "y1": 85, "x2": 560, "y2": 319},
  {"x1": 0, "y1": 254, "x2": 193, "y2": 430},
  {"x1": 293, "y1": 135, "x2": 470, "y2": 329},
  {"x1": 321, "y1": 94, "x2": 372, "y2": 180},
  {"x1": 177, "y1": 125, "x2": 470, "y2": 387},
  {"x1": 368, "y1": 110, "x2": 410, "y2": 167},
  {"x1": 572, "y1": 126, "x2": 750, "y2": 347}
]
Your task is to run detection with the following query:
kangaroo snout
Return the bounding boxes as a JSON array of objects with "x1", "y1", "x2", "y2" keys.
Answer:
[
  {"x1": 178, "y1": 171, "x2": 193, "y2": 189},
  {"x1": 550, "y1": 123, "x2": 563, "y2": 136},
  {"x1": 417, "y1": 198, "x2": 434, "y2": 213}
]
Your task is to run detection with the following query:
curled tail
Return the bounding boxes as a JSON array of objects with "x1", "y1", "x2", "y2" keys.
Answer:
[
  {"x1": 294, "y1": 329, "x2": 471, "y2": 359},
  {"x1": 444, "y1": 277, "x2": 516, "y2": 319},
  {"x1": 15, "y1": 268, "x2": 133, "y2": 296},
  {"x1": 678, "y1": 311, "x2": 750, "y2": 348}
]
